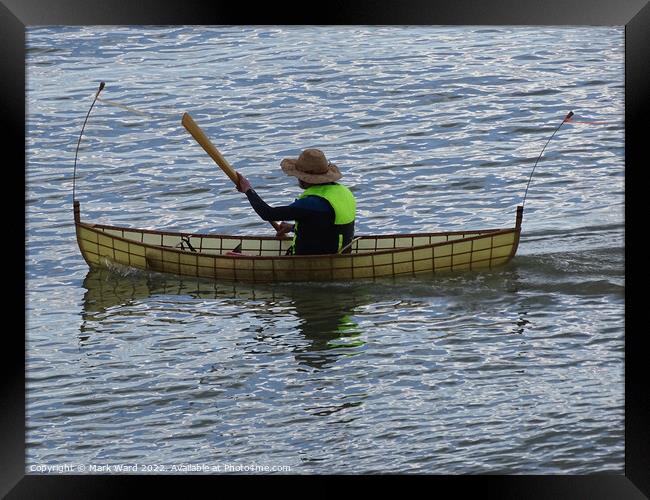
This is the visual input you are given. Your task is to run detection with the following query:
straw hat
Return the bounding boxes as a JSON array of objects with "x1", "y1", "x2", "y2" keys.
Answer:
[{"x1": 280, "y1": 149, "x2": 342, "y2": 183}]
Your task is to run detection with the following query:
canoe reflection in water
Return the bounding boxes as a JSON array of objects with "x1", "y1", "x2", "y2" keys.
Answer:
[
  {"x1": 81, "y1": 268, "x2": 366, "y2": 370},
  {"x1": 286, "y1": 288, "x2": 365, "y2": 370}
]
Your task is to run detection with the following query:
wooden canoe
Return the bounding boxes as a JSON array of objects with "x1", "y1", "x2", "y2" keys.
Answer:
[{"x1": 74, "y1": 201, "x2": 523, "y2": 282}]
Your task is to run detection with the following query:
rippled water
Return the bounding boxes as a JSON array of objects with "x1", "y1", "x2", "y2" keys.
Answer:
[{"x1": 26, "y1": 26, "x2": 624, "y2": 474}]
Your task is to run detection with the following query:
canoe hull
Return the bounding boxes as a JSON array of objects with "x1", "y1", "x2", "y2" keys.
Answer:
[{"x1": 74, "y1": 203, "x2": 522, "y2": 282}]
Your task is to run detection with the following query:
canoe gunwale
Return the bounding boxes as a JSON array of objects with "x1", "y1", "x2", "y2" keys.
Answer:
[{"x1": 84, "y1": 220, "x2": 509, "y2": 241}]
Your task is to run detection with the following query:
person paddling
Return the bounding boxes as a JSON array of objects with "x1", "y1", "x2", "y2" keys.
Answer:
[{"x1": 236, "y1": 148, "x2": 356, "y2": 255}]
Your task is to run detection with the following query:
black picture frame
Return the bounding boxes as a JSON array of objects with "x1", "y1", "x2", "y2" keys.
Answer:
[{"x1": 5, "y1": 0, "x2": 647, "y2": 496}]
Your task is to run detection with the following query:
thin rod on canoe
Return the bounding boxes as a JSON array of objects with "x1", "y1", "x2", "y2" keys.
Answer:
[
  {"x1": 521, "y1": 110, "x2": 573, "y2": 210},
  {"x1": 73, "y1": 82, "x2": 105, "y2": 203},
  {"x1": 339, "y1": 236, "x2": 362, "y2": 254}
]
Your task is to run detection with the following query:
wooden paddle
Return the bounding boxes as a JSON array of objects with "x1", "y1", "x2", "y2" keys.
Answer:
[{"x1": 181, "y1": 112, "x2": 281, "y2": 232}]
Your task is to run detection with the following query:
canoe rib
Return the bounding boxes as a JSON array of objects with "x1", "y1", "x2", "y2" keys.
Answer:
[{"x1": 74, "y1": 201, "x2": 523, "y2": 282}]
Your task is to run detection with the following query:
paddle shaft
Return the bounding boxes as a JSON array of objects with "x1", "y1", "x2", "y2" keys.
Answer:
[
  {"x1": 181, "y1": 112, "x2": 280, "y2": 232},
  {"x1": 182, "y1": 112, "x2": 238, "y2": 183}
]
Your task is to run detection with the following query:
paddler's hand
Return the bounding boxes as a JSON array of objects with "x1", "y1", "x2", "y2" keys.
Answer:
[
  {"x1": 236, "y1": 172, "x2": 252, "y2": 193},
  {"x1": 275, "y1": 221, "x2": 294, "y2": 238}
]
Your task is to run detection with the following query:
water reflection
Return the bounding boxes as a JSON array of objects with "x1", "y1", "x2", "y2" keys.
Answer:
[
  {"x1": 512, "y1": 311, "x2": 530, "y2": 335},
  {"x1": 81, "y1": 269, "x2": 366, "y2": 369},
  {"x1": 286, "y1": 287, "x2": 366, "y2": 370}
]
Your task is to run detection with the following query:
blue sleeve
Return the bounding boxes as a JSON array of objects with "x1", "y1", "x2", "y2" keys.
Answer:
[
  {"x1": 245, "y1": 190, "x2": 333, "y2": 222},
  {"x1": 288, "y1": 195, "x2": 333, "y2": 214}
]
